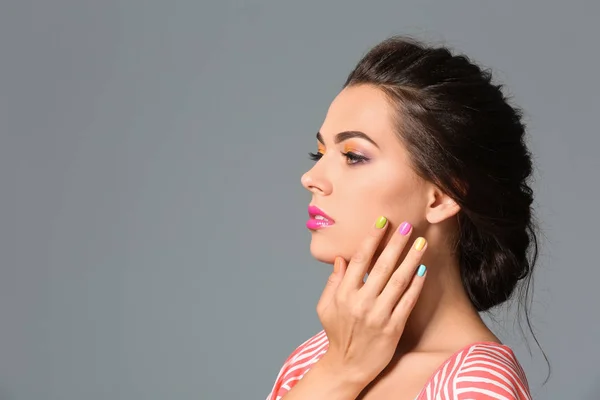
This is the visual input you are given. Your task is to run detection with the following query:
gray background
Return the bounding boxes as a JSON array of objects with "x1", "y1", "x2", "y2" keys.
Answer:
[{"x1": 1, "y1": 1, "x2": 598, "y2": 399}]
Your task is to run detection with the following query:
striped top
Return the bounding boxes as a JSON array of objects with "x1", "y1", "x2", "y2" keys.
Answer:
[{"x1": 267, "y1": 330, "x2": 532, "y2": 400}]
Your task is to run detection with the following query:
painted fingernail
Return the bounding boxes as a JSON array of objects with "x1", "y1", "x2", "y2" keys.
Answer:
[
  {"x1": 399, "y1": 222, "x2": 412, "y2": 235},
  {"x1": 375, "y1": 216, "x2": 387, "y2": 229},
  {"x1": 414, "y1": 237, "x2": 427, "y2": 251},
  {"x1": 333, "y1": 256, "x2": 342, "y2": 273},
  {"x1": 417, "y1": 264, "x2": 427, "y2": 277}
]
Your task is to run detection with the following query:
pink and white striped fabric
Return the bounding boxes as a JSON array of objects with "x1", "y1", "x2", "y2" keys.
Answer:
[{"x1": 266, "y1": 330, "x2": 532, "y2": 400}]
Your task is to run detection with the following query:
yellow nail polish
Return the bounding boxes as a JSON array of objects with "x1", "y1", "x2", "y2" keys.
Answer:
[
  {"x1": 414, "y1": 237, "x2": 427, "y2": 251},
  {"x1": 375, "y1": 216, "x2": 387, "y2": 229}
]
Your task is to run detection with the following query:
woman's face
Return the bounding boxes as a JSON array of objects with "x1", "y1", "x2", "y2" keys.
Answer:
[{"x1": 301, "y1": 84, "x2": 431, "y2": 264}]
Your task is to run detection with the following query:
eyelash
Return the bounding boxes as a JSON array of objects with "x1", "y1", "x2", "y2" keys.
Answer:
[{"x1": 308, "y1": 151, "x2": 369, "y2": 165}]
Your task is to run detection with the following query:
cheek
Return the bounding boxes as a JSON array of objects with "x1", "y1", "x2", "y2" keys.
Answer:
[
  {"x1": 341, "y1": 169, "x2": 418, "y2": 221},
  {"x1": 336, "y1": 177, "x2": 387, "y2": 229},
  {"x1": 308, "y1": 166, "x2": 423, "y2": 263},
  {"x1": 379, "y1": 168, "x2": 424, "y2": 221},
  {"x1": 318, "y1": 179, "x2": 398, "y2": 261}
]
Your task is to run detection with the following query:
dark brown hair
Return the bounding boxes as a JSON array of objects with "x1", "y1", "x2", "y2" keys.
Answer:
[{"x1": 344, "y1": 36, "x2": 549, "y2": 381}]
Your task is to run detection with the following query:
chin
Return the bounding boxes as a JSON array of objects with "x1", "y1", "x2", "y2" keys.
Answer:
[{"x1": 308, "y1": 233, "x2": 343, "y2": 265}]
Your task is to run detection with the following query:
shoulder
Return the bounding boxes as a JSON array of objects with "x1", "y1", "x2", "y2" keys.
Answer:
[
  {"x1": 421, "y1": 342, "x2": 532, "y2": 400},
  {"x1": 265, "y1": 330, "x2": 329, "y2": 400}
]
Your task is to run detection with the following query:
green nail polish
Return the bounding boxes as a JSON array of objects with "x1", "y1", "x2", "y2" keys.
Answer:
[
  {"x1": 375, "y1": 216, "x2": 387, "y2": 229},
  {"x1": 417, "y1": 264, "x2": 427, "y2": 277}
]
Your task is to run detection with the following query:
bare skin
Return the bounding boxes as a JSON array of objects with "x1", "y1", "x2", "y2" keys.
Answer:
[{"x1": 285, "y1": 84, "x2": 501, "y2": 399}]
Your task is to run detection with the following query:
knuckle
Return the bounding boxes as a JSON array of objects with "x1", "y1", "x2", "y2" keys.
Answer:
[
  {"x1": 366, "y1": 314, "x2": 386, "y2": 328},
  {"x1": 350, "y1": 300, "x2": 369, "y2": 319},
  {"x1": 335, "y1": 288, "x2": 349, "y2": 303},
  {"x1": 401, "y1": 293, "x2": 418, "y2": 310},
  {"x1": 335, "y1": 294, "x2": 349, "y2": 311},
  {"x1": 325, "y1": 274, "x2": 338, "y2": 287},
  {"x1": 389, "y1": 275, "x2": 410, "y2": 290},
  {"x1": 349, "y1": 305, "x2": 363, "y2": 319},
  {"x1": 374, "y1": 261, "x2": 394, "y2": 275},
  {"x1": 351, "y1": 252, "x2": 367, "y2": 264},
  {"x1": 381, "y1": 324, "x2": 399, "y2": 337}
]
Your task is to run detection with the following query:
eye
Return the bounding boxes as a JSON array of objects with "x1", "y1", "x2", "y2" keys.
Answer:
[
  {"x1": 342, "y1": 151, "x2": 369, "y2": 165},
  {"x1": 308, "y1": 151, "x2": 323, "y2": 161}
]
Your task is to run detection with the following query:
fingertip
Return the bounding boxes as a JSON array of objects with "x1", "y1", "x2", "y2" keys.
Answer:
[
  {"x1": 398, "y1": 221, "x2": 412, "y2": 236},
  {"x1": 369, "y1": 216, "x2": 389, "y2": 238},
  {"x1": 333, "y1": 256, "x2": 343, "y2": 273},
  {"x1": 413, "y1": 237, "x2": 427, "y2": 252},
  {"x1": 375, "y1": 215, "x2": 388, "y2": 229}
]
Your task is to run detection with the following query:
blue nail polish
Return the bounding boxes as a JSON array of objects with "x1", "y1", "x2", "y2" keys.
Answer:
[{"x1": 417, "y1": 264, "x2": 427, "y2": 277}]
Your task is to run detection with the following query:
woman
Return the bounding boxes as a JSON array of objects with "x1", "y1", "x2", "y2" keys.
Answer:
[{"x1": 267, "y1": 36, "x2": 540, "y2": 400}]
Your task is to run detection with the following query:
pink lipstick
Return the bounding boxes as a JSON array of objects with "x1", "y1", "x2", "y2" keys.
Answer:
[{"x1": 306, "y1": 205, "x2": 335, "y2": 230}]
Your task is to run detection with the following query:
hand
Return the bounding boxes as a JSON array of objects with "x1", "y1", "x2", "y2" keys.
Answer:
[{"x1": 316, "y1": 216, "x2": 428, "y2": 386}]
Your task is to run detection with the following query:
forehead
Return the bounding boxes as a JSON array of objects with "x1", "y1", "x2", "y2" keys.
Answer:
[{"x1": 319, "y1": 84, "x2": 397, "y2": 142}]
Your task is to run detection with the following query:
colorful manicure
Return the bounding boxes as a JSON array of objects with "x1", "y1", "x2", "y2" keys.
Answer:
[
  {"x1": 399, "y1": 222, "x2": 412, "y2": 235},
  {"x1": 414, "y1": 237, "x2": 427, "y2": 251},
  {"x1": 375, "y1": 216, "x2": 387, "y2": 229},
  {"x1": 417, "y1": 264, "x2": 427, "y2": 277},
  {"x1": 333, "y1": 256, "x2": 342, "y2": 272}
]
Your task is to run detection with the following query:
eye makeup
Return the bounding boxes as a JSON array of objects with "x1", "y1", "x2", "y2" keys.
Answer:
[
  {"x1": 309, "y1": 139, "x2": 373, "y2": 164},
  {"x1": 341, "y1": 142, "x2": 370, "y2": 165},
  {"x1": 342, "y1": 142, "x2": 370, "y2": 157},
  {"x1": 317, "y1": 143, "x2": 326, "y2": 155}
]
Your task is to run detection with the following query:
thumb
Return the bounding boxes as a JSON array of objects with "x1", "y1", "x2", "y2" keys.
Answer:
[{"x1": 317, "y1": 257, "x2": 346, "y2": 311}]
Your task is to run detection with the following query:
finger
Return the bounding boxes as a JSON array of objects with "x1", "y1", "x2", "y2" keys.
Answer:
[
  {"x1": 317, "y1": 256, "x2": 347, "y2": 313},
  {"x1": 389, "y1": 264, "x2": 427, "y2": 326},
  {"x1": 361, "y1": 221, "x2": 413, "y2": 296},
  {"x1": 377, "y1": 237, "x2": 427, "y2": 310},
  {"x1": 341, "y1": 216, "x2": 389, "y2": 291}
]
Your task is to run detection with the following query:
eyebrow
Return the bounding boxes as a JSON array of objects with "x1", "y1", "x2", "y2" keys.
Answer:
[{"x1": 316, "y1": 130, "x2": 380, "y2": 149}]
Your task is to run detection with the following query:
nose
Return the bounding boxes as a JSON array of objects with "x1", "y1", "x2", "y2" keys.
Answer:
[{"x1": 301, "y1": 164, "x2": 332, "y2": 196}]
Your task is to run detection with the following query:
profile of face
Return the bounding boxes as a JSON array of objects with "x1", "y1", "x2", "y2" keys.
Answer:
[{"x1": 301, "y1": 84, "x2": 445, "y2": 265}]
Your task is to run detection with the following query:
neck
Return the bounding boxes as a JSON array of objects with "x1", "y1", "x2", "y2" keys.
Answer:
[{"x1": 395, "y1": 247, "x2": 494, "y2": 355}]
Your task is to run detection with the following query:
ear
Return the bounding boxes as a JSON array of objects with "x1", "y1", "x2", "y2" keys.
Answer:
[{"x1": 424, "y1": 185, "x2": 461, "y2": 224}]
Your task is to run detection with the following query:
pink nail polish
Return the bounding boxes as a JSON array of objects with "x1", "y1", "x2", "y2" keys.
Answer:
[{"x1": 399, "y1": 222, "x2": 412, "y2": 235}]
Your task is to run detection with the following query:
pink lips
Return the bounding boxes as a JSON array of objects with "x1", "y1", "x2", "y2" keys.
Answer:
[{"x1": 306, "y1": 205, "x2": 335, "y2": 230}]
